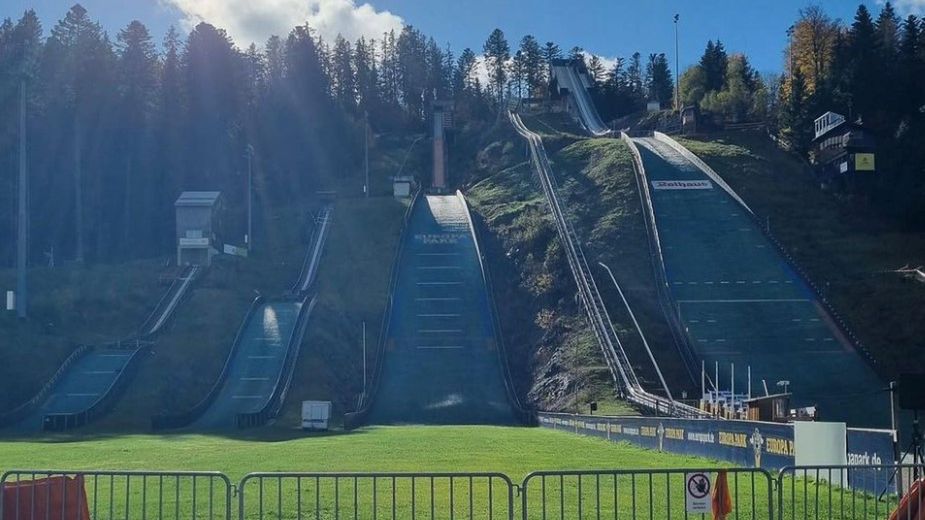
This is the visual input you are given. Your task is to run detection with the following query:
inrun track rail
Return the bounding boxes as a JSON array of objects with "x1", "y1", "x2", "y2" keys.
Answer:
[{"x1": 509, "y1": 111, "x2": 706, "y2": 418}]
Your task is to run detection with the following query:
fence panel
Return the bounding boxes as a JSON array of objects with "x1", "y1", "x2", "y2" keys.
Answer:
[
  {"x1": 521, "y1": 468, "x2": 774, "y2": 520},
  {"x1": 0, "y1": 470, "x2": 232, "y2": 520},
  {"x1": 238, "y1": 472, "x2": 515, "y2": 520},
  {"x1": 777, "y1": 464, "x2": 925, "y2": 520}
]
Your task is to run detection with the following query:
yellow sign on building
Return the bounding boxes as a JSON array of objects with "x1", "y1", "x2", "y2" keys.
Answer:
[{"x1": 855, "y1": 153, "x2": 876, "y2": 172}]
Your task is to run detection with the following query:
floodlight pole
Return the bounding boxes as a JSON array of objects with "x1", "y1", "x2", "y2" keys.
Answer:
[
  {"x1": 246, "y1": 144, "x2": 254, "y2": 252},
  {"x1": 362, "y1": 321, "x2": 368, "y2": 395},
  {"x1": 889, "y1": 381, "x2": 897, "y2": 433},
  {"x1": 16, "y1": 82, "x2": 28, "y2": 319},
  {"x1": 674, "y1": 14, "x2": 680, "y2": 112}
]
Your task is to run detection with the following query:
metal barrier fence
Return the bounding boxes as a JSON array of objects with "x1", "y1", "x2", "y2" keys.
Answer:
[
  {"x1": 2, "y1": 466, "x2": 923, "y2": 519},
  {"x1": 521, "y1": 468, "x2": 774, "y2": 520},
  {"x1": 237, "y1": 472, "x2": 515, "y2": 520},
  {"x1": 0, "y1": 470, "x2": 233, "y2": 520},
  {"x1": 777, "y1": 464, "x2": 924, "y2": 520}
]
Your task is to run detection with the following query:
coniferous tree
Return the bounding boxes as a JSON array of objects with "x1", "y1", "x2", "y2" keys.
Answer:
[
  {"x1": 331, "y1": 34, "x2": 355, "y2": 111},
  {"x1": 518, "y1": 35, "x2": 544, "y2": 97},
  {"x1": 43, "y1": 4, "x2": 115, "y2": 261},
  {"x1": 645, "y1": 53, "x2": 673, "y2": 107},
  {"x1": 482, "y1": 29, "x2": 510, "y2": 104},
  {"x1": 587, "y1": 54, "x2": 605, "y2": 85},
  {"x1": 627, "y1": 52, "x2": 643, "y2": 100},
  {"x1": 699, "y1": 40, "x2": 728, "y2": 92},
  {"x1": 847, "y1": 5, "x2": 879, "y2": 123},
  {"x1": 115, "y1": 20, "x2": 157, "y2": 255},
  {"x1": 542, "y1": 41, "x2": 561, "y2": 64}
]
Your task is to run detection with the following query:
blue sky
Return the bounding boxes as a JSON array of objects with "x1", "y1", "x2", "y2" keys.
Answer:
[{"x1": 2, "y1": 0, "x2": 920, "y2": 74}]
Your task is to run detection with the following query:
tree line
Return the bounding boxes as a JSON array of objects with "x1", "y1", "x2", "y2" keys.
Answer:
[
  {"x1": 775, "y1": 2, "x2": 925, "y2": 223},
  {"x1": 0, "y1": 5, "x2": 675, "y2": 267}
]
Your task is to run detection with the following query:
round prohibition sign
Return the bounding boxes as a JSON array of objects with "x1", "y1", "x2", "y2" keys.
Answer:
[{"x1": 687, "y1": 473, "x2": 711, "y2": 499}]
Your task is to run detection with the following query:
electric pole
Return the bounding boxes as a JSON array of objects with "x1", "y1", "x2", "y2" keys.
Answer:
[
  {"x1": 674, "y1": 14, "x2": 680, "y2": 112},
  {"x1": 16, "y1": 81, "x2": 28, "y2": 319},
  {"x1": 246, "y1": 145, "x2": 253, "y2": 253}
]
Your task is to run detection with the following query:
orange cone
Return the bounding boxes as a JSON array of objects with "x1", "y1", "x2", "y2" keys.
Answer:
[{"x1": 712, "y1": 470, "x2": 733, "y2": 520}]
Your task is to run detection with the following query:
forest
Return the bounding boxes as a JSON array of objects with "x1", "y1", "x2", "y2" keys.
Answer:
[{"x1": 1, "y1": 2, "x2": 923, "y2": 268}]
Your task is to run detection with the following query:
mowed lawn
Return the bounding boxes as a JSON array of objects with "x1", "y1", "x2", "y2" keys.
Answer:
[
  {"x1": 1, "y1": 426, "x2": 766, "y2": 519},
  {"x1": 0, "y1": 426, "x2": 714, "y2": 479}
]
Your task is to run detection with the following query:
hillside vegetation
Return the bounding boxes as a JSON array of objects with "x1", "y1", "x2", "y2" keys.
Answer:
[
  {"x1": 679, "y1": 131, "x2": 925, "y2": 375},
  {"x1": 469, "y1": 118, "x2": 695, "y2": 415},
  {"x1": 96, "y1": 203, "x2": 313, "y2": 430},
  {"x1": 279, "y1": 197, "x2": 406, "y2": 428},
  {"x1": 0, "y1": 261, "x2": 164, "y2": 411}
]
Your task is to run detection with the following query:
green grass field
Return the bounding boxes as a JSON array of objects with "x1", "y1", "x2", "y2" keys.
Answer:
[
  {"x1": 0, "y1": 426, "x2": 714, "y2": 477},
  {"x1": 0, "y1": 425, "x2": 750, "y2": 519},
  {"x1": 1, "y1": 426, "x2": 884, "y2": 519}
]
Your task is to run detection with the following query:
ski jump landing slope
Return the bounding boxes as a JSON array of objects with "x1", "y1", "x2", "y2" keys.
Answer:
[
  {"x1": 0, "y1": 265, "x2": 200, "y2": 433},
  {"x1": 2, "y1": 348, "x2": 138, "y2": 432},
  {"x1": 550, "y1": 61, "x2": 611, "y2": 136},
  {"x1": 190, "y1": 298, "x2": 311, "y2": 430},
  {"x1": 631, "y1": 136, "x2": 887, "y2": 428},
  {"x1": 364, "y1": 194, "x2": 521, "y2": 425}
]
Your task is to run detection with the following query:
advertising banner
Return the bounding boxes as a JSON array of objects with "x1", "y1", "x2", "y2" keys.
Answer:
[
  {"x1": 539, "y1": 412, "x2": 896, "y2": 488},
  {"x1": 846, "y1": 427, "x2": 898, "y2": 494},
  {"x1": 539, "y1": 413, "x2": 794, "y2": 470},
  {"x1": 651, "y1": 180, "x2": 713, "y2": 190}
]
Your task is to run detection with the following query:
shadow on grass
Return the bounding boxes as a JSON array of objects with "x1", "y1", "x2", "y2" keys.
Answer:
[{"x1": 0, "y1": 425, "x2": 370, "y2": 444}]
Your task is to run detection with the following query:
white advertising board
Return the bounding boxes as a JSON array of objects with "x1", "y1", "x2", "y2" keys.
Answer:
[{"x1": 794, "y1": 422, "x2": 848, "y2": 486}]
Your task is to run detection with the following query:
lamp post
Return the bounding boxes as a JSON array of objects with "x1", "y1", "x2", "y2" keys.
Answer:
[
  {"x1": 245, "y1": 144, "x2": 254, "y2": 252},
  {"x1": 674, "y1": 14, "x2": 680, "y2": 112},
  {"x1": 362, "y1": 321, "x2": 367, "y2": 395},
  {"x1": 16, "y1": 81, "x2": 28, "y2": 319}
]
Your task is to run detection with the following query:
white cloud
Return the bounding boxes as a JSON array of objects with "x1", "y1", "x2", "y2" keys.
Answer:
[
  {"x1": 581, "y1": 51, "x2": 619, "y2": 74},
  {"x1": 162, "y1": 0, "x2": 404, "y2": 47},
  {"x1": 880, "y1": 0, "x2": 925, "y2": 16}
]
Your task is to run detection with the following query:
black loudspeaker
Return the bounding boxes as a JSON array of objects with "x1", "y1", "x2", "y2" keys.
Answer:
[{"x1": 898, "y1": 373, "x2": 925, "y2": 411}]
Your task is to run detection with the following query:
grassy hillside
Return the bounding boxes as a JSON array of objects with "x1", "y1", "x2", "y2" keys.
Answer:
[
  {"x1": 278, "y1": 196, "x2": 407, "y2": 428},
  {"x1": 678, "y1": 131, "x2": 925, "y2": 375},
  {"x1": 468, "y1": 119, "x2": 694, "y2": 415},
  {"x1": 0, "y1": 260, "x2": 165, "y2": 411},
  {"x1": 97, "y1": 203, "x2": 313, "y2": 430}
]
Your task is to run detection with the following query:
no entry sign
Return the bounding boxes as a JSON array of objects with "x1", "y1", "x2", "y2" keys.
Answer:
[{"x1": 685, "y1": 472, "x2": 713, "y2": 514}]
